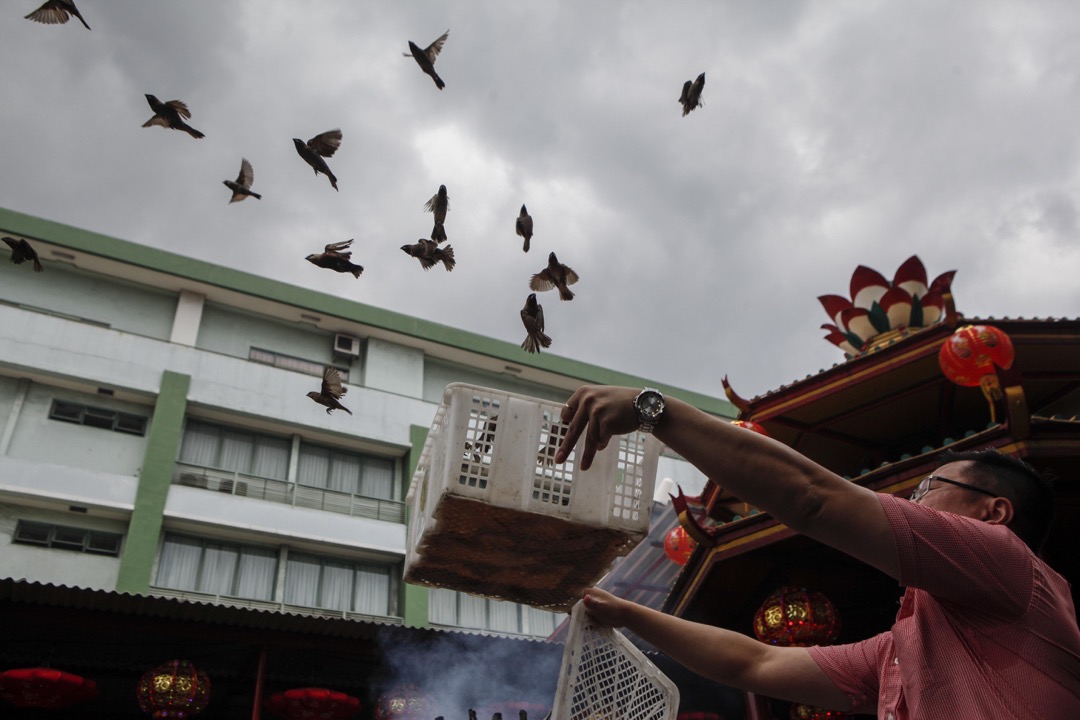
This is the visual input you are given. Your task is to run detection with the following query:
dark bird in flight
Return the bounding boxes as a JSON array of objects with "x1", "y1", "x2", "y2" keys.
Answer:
[
  {"x1": 307, "y1": 367, "x2": 352, "y2": 415},
  {"x1": 142, "y1": 95, "x2": 205, "y2": 139},
  {"x1": 3, "y1": 237, "x2": 44, "y2": 272},
  {"x1": 305, "y1": 240, "x2": 363, "y2": 278},
  {"x1": 404, "y1": 29, "x2": 449, "y2": 90},
  {"x1": 679, "y1": 72, "x2": 705, "y2": 116},
  {"x1": 515, "y1": 205, "x2": 534, "y2": 253},
  {"x1": 25, "y1": 0, "x2": 90, "y2": 30},
  {"x1": 401, "y1": 238, "x2": 455, "y2": 272},
  {"x1": 530, "y1": 251, "x2": 579, "y2": 301},
  {"x1": 520, "y1": 293, "x2": 551, "y2": 354},
  {"x1": 223, "y1": 158, "x2": 261, "y2": 202},
  {"x1": 424, "y1": 184, "x2": 449, "y2": 242},
  {"x1": 293, "y1": 129, "x2": 342, "y2": 191}
]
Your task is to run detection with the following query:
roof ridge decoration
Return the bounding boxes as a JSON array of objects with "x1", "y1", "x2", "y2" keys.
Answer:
[{"x1": 818, "y1": 255, "x2": 957, "y2": 356}]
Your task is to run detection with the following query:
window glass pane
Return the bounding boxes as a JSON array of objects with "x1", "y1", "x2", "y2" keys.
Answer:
[
  {"x1": 297, "y1": 446, "x2": 331, "y2": 488},
  {"x1": 82, "y1": 407, "x2": 115, "y2": 429},
  {"x1": 459, "y1": 594, "x2": 487, "y2": 629},
  {"x1": 252, "y1": 436, "x2": 290, "y2": 481},
  {"x1": 353, "y1": 566, "x2": 389, "y2": 615},
  {"x1": 489, "y1": 599, "x2": 519, "y2": 633},
  {"x1": 320, "y1": 561, "x2": 354, "y2": 612},
  {"x1": 180, "y1": 421, "x2": 220, "y2": 467},
  {"x1": 360, "y1": 457, "x2": 395, "y2": 500},
  {"x1": 284, "y1": 555, "x2": 321, "y2": 607},
  {"x1": 115, "y1": 413, "x2": 148, "y2": 436},
  {"x1": 50, "y1": 401, "x2": 83, "y2": 423},
  {"x1": 86, "y1": 531, "x2": 122, "y2": 556},
  {"x1": 429, "y1": 588, "x2": 457, "y2": 625},
  {"x1": 235, "y1": 547, "x2": 277, "y2": 601},
  {"x1": 328, "y1": 453, "x2": 361, "y2": 494},
  {"x1": 156, "y1": 536, "x2": 203, "y2": 591},
  {"x1": 51, "y1": 526, "x2": 86, "y2": 550},
  {"x1": 13, "y1": 521, "x2": 51, "y2": 545},
  {"x1": 198, "y1": 543, "x2": 239, "y2": 595},
  {"x1": 220, "y1": 430, "x2": 255, "y2": 474}
]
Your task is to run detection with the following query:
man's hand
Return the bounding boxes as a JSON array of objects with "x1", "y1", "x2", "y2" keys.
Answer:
[
  {"x1": 557, "y1": 386, "x2": 640, "y2": 470},
  {"x1": 581, "y1": 587, "x2": 632, "y2": 628}
]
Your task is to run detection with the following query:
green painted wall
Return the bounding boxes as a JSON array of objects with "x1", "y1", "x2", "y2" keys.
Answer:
[
  {"x1": 401, "y1": 423, "x2": 429, "y2": 628},
  {"x1": 115, "y1": 371, "x2": 191, "y2": 594}
]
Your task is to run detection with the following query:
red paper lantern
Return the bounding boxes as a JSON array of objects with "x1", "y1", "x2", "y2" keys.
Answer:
[
  {"x1": 663, "y1": 525, "x2": 697, "y2": 565},
  {"x1": 0, "y1": 667, "x2": 97, "y2": 709},
  {"x1": 789, "y1": 704, "x2": 847, "y2": 719},
  {"x1": 266, "y1": 687, "x2": 361, "y2": 720},
  {"x1": 375, "y1": 684, "x2": 433, "y2": 720},
  {"x1": 753, "y1": 587, "x2": 840, "y2": 647},
  {"x1": 938, "y1": 325, "x2": 1014, "y2": 387},
  {"x1": 731, "y1": 419, "x2": 769, "y2": 436},
  {"x1": 136, "y1": 660, "x2": 210, "y2": 719}
]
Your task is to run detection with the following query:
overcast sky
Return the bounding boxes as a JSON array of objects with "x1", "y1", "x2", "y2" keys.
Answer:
[{"x1": 2, "y1": 1, "x2": 1079, "y2": 400}]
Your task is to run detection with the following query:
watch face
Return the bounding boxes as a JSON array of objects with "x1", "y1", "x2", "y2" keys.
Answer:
[{"x1": 638, "y1": 391, "x2": 663, "y2": 418}]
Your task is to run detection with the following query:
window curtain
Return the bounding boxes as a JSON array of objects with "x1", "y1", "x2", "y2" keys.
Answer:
[
  {"x1": 488, "y1": 599, "x2": 520, "y2": 633},
  {"x1": 178, "y1": 421, "x2": 219, "y2": 467},
  {"x1": 156, "y1": 535, "x2": 202, "y2": 590},
  {"x1": 459, "y1": 593, "x2": 487, "y2": 629},
  {"x1": 197, "y1": 542, "x2": 239, "y2": 595},
  {"x1": 353, "y1": 566, "x2": 390, "y2": 615},
  {"x1": 252, "y1": 436, "x2": 290, "y2": 481},
  {"x1": 525, "y1": 606, "x2": 557, "y2": 637},
  {"x1": 328, "y1": 452, "x2": 361, "y2": 493},
  {"x1": 320, "y1": 560, "x2": 354, "y2": 612},
  {"x1": 297, "y1": 446, "x2": 331, "y2": 488},
  {"x1": 219, "y1": 429, "x2": 254, "y2": 473},
  {"x1": 361, "y1": 457, "x2": 395, "y2": 500},
  {"x1": 429, "y1": 588, "x2": 458, "y2": 625},
  {"x1": 284, "y1": 554, "x2": 322, "y2": 607},
  {"x1": 235, "y1": 546, "x2": 277, "y2": 600}
]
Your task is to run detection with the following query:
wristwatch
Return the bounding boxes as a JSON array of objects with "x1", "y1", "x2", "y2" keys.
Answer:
[{"x1": 633, "y1": 388, "x2": 665, "y2": 433}]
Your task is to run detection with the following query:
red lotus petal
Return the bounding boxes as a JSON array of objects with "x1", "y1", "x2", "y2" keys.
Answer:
[
  {"x1": 850, "y1": 265, "x2": 889, "y2": 309},
  {"x1": 920, "y1": 289, "x2": 944, "y2": 325},
  {"x1": 892, "y1": 255, "x2": 927, "y2": 287},
  {"x1": 928, "y1": 270, "x2": 957, "y2": 293},
  {"x1": 879, "y1": 286, "x2": 913, "y2": 328},
  {"x1": 821, "y1": 327, "x2": 860, "y2": 355},
  {"x1": 818, "y1": 294, "x2": 853, "y2": 326},
  {"x1": 840, "y1": 307, "x2": 874, "y2": 344}
]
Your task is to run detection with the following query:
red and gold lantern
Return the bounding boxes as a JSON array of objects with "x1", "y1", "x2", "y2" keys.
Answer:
[
  {"x1": 938, "y1": 325, "x2": 1015, "y2": 421},
  {"x1": 753, "y1": 587, "x2": 839, "y2": 647},
  {"x1": 136, "y1": 660, "x2": 210, "y2": 719},
  {"x1": 0, "y1": 667, "x2": 97, "y2": 709},
  {"x1": 375, "y1": 684, "x2": 432, "y2": 720},
  {"x1": 731, "y1": 420, "x2": 769, "y2": 437},
  {"x1": 266, "y1": 687, "x2": 361, "y2": 720},
  {"x1": 663, "y1": 525, "x2": 697, "y2": 565}
]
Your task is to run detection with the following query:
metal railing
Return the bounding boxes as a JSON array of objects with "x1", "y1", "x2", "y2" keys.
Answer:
[
  {"x1": 148, "y1": 587, "x2": 403, "y2": 624},
  {"x1": 172, "y1": 464, "x2": 406, "y2": 523}
]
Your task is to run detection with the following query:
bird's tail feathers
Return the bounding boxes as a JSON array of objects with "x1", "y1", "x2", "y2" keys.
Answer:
[
  {"x1": 351, "y1": 266, "x2": 363, "y2": 279},
  {"x1": 432, "y1": 222, "x2": 447, "y2": 243},
  {"x1": 250, "y1": 191, "x2": 262, "y2": 200},
  {"x1": 523, "y1": 237, "x2": 530, "y2": 253},
  {"x1": 559, "y1": 287, "x2": 575, "y2": 301},
  {"x1": 434, "y1": 74, "x2": 446, "y2": 90},
  {"x1": 439, "y1": 246, "x2": 456, "y2": 271},
  {"x1": 32, "y1": 259, "x2": 44, "y2": 273},
  {"x1": 539, "y1": 331, "x2": 552, "y2": 348}
]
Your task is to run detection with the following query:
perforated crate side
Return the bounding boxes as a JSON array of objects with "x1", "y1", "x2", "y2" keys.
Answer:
[{"x1": 552, "y1": 602, "x2": 679, "y2": 720}]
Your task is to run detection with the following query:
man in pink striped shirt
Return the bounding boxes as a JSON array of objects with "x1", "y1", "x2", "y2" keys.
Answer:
[{"x1": 556, "y1": 386, "x2": 1080, "y2": 719}]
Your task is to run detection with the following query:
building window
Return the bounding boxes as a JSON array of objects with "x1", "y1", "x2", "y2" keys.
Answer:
[
  {"x1": 49, "y1": 400, "x2": 148, "y2": 436},
  {"x1": 155, "y1": 534, "x2": 277, "y2": 601},
  {"x1": 297, "y1": 442, "x2": 396, "y2": 501},
  {"x1": 179, "y1": 419, "x2": 291, "y2": 481},
  {"x1": 284, "y1": 552, "x2": 397, "y2": 617},
  {"x1": 429, "y1": 588, "x2": 559, "y2": 638},
  {"x1": 249, "y1": 348, "x2": 349, "y2": 382},
  {"x1": 13, "y1": 521, "x2": 123, "y2": 556}
]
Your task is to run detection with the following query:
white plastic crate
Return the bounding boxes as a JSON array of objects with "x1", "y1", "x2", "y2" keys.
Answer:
[
  {"x1": 405, "y1": 383, "x2": 660, "y2": 611},
  {"x1": 551, "y1": 601, "x2": 680, "y2": 720}
]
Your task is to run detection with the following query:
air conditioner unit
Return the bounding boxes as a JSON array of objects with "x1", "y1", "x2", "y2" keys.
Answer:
[{"x1": 333, "y1": 333, "x2": 362, "y2": 359}]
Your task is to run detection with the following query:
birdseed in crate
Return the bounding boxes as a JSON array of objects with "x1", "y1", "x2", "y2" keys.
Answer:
[
  {"x1": 551, "y1": 601, "x2": 679, "y2": 720},
  {"x1": 404, "y1": 383, "x2": 660, "y2": 611}
]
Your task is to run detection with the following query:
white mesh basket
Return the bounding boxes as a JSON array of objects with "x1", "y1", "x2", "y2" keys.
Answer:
[{"x1": 551, "y1": 601, "x2": 680, "y2": 720}]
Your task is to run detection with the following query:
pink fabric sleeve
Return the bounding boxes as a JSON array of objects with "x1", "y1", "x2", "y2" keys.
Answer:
[{"x1": 806, "y1": 634, "x2": 887, "y2": 716}]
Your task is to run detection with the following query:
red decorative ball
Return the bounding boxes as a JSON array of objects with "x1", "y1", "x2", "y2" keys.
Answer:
[
  {"x1": 375, "y1": 684, "x2": 433, "y2": 720},
  {"x1": 663, "y1": 525, "x2": 696, "y2": 565},
  {"x1": 938, "y1": 325, "x2": 1015, "y2": 387},
  {"x1": 136, "y1": 660, "x2": 210, "y2": 719},
  {"x1": 266, "y1": 687, "x2": 360, "y2": 720},
  {"x1": 0, "y1": 668, "x2": 97, "y2": 709},
  {"x1": 731, "y1": 419, "x2": 769, "y2": 436},
  {"x1": 753, "y1": 587, "x2": 840, "y2": 647}
]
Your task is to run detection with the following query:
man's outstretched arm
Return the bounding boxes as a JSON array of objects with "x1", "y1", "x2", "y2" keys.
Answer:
[
  {"x1": 557, "y1": 386, "x2": 898, "y2": 579},
  {"x1": 582, "y1": 587, "x2": 852, "y2": 711}
]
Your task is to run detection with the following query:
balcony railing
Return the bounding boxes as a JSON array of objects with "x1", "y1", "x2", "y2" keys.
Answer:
[
  {"x1": 172, "y1": 464, "x2": 406, "y2": 523},
  {"x1": 149, "y1": 587, "x2": 403, "y2": 624}
]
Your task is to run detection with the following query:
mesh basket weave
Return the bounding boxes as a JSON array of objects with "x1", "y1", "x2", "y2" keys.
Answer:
[{"x1": 551, "y1": 601, "x2": 679, "y2": 720}]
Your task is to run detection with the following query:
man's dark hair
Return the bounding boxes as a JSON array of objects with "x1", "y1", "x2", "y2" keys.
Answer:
[{"x1": 939, "y1": 449, "x2": 1056, "y2": 553}]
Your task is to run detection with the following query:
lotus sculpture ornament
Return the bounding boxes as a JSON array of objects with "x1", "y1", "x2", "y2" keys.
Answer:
[{"x1": 818, "y1": 255, "x2": 955, "y2": 356}]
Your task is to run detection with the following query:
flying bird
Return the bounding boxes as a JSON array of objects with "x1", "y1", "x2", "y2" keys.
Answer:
[
  {"x1": 24, "y1": 0, "x2": 90, "y2": 30},
  {"x1": 424, "y1": 185, "x2": 449, "y2": 242},
  {"x1": 293, "y1": 129, "x2": 342, "y2": 191},
  {"x1": 401, "y1": 238, "x2": 455, "y2": 272},
  {"x1": 404, "y1": 29, "x2": 449, "y2": 90},
  {"x1": 3, "y1": 237, "x2": 44, "y2": 272},
  {"x1": 530, "y1": 252, "x2": 579, "y2": 301},
  {"x1": 520, "y1": 293, "x2": 551, "y2": 354},
  {"x1": 305, "y1": 240, "x2": 363, "y2": 278},
  {"x1": 515, "y1": 205, "x2": 534, "y2": 253},
  {"x1": 142, "y1": 95, "x2": 205, "y2": 139},
  {"x1": 307, "y1": 367, "x2": 352, "y2": 415},
  {"x1": 679, "y1": 72, "x2": 705, "y2": 116},
  {"x1": 222, "y1": 158, "x2": 261, "y2": 202}
]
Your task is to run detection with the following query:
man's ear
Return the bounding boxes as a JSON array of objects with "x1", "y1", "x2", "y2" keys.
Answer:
[{"x1": 985, "y1": 496, "x2": 1015, "y2": 526}]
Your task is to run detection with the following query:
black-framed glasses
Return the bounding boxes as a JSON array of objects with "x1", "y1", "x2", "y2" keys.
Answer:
[{"x1": 909, "y1": 475, "x2": 999, "y2": 503}]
